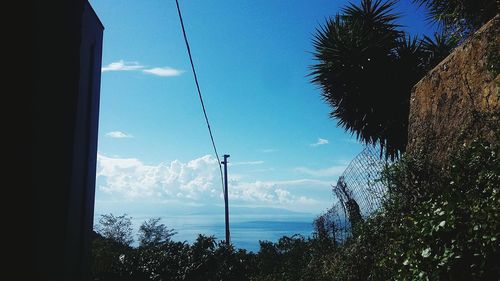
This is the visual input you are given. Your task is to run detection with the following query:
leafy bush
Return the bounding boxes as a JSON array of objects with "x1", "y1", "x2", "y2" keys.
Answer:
[
  {"x1": 92, "y1": 139, "x2": 499, "y2": 280},
  {"x1": 319, "y1": 138, "x2": 500, "y2": 280},
  {"x1": 378, "y1": 139, "x2": 500, "y2": 280}
]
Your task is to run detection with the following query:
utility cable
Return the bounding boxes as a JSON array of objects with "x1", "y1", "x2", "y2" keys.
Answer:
[{"x1": 175, "y1": 0, "x2": 225, "y2": 192}]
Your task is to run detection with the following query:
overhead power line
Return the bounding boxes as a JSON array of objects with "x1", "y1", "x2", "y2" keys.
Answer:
[{"x1": 174, "y1": 0, "x2": 224, "y2": 192}]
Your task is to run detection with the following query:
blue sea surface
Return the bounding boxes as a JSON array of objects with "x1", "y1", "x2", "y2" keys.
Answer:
[
  {"x1": 229, "y1": 220, "x2": 314, "y2": 251},
  {"x1": 127, "y1": 214, "x2": 315, "y2": 252}
]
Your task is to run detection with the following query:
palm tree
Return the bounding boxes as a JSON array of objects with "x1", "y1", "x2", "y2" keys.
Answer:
[
  {"x1": 311, "y1": 0, "x2": 458, "y2": 159},
  {"x1": 312, "y1": 0, "x2": 412, "y2": 159},
  {"x1": 414, "y1": 0, "x2": 498, "y2": 36},
  {"x1": 421, "y1": 32, "x2": 459, "y2": 67}
]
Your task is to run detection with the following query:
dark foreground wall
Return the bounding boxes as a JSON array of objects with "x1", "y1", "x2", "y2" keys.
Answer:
[
  {"x1": 33, "y1": 1, "x2": 103, "y2": 280},
  {"x1": 407, "y1": 15, "x2": 499, "y2": 164}
]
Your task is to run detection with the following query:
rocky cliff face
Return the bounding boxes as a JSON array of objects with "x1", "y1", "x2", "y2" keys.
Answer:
[{"x1": 407, "y1": 15, "x2": 499, "y2": 163}]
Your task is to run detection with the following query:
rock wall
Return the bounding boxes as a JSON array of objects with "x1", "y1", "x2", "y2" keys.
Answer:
[{"x1": 407, "y1": 15, "x2": 499, "y2": 163}]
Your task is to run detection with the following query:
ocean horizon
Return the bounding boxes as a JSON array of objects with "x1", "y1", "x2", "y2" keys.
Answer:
[{"x1": 94, "y1": 212, "x2": 316, "y2": 252}]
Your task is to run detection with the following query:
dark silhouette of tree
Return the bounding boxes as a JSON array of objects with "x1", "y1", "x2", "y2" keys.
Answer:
[
  {"x1": 311, "y1": 0, "x2": 459, "y2": 159},
  {"x1": 254, "y1": 235, "x2": 312, "y2": 280},
  {"x1": 312, "y1": 0, "x2": 412, "y2": 159},
  {"x1": 184, "y1": 235, "x2": 218, "y2": 281},
  {"x1": 421, "y1": 31, "x2": 459, "y2": 67},
  {"x1": 138, "y1": 217, "x2": 177, "y2": 247},
  {"x1": 414, "y1": 0, "x2": 498, "y2": 35},
  {"x1": 213, "y1": 242, "x2": 256, "y2": 281},
  {"x1": 96, "y1": 213, "x2": 134, "y2": 246},
  {"x1": 91, "y1": 231, "x2": 145, "y2": 281}
]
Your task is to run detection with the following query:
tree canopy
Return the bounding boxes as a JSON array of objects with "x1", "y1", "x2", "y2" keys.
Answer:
[
  {"x1": 96, "y1": 214, "x2": 134, "y2": 246},
  {"x1": 138, "y1": 218, "x2": 177, "y2": 247},
  {"x1": 415, "y1": 0, "x2": 498, "y2": 35}
]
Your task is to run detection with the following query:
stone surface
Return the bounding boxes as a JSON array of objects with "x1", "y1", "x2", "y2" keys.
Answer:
[{"x1": 407, "y1": 15, "x2": 500, "y2": 164}]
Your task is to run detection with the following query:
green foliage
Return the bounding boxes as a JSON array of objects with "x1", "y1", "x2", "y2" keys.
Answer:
[
  {"x1": 91, "y1": 231, "x2": 146, "y2": 281},
  {"x1": 414, "y1": 0, "x2": 498, "y2": 34},
  {"x1": 92, "y1": 219, "x2": 258, "y2": 281},
  {"x1": 253, "y1": 235, "x2": 316, "y2": 281},
  {"x1": 320, "y1": 138, "x2": 500, "y2": 280},
  {"x1": 92, "y1": 139, "x2": 499, "y2": 280},
  {"x1": 380, "y1": 139, "x2": 500, "y2": 280}
]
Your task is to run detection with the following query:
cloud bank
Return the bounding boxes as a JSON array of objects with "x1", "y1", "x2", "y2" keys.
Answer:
[{"x1": 96, "y1": 154, "x2": 332, "y2": 212}]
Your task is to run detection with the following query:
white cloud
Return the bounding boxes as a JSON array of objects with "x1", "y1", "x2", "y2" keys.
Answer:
[
  {"x1": 97, "y1": 154, "x2": 218, "y2": 200},
  {"x1": 143, "y1": 67, "x2": 183, "y2": 77},
  {"x1": 105, "y1": 131, "x2": 134, "y2": 138},
  {"x1": 311, "y1": 138, "x2": 329, "y2": 147},
  {"x1": 102, "y1": 60, "x2": 183, "y2": 77},
  {"x1": 101, "y1": 60, "x2": 144, "y2": 72},
  {"x1": 96, "y1": 154, "x2": 329, "y2": 212},
  {"x1": 295, "y1": 165, "x2": 346, "y2": 178},
  {"x1": 230, "y1": 160, "x2": 264, "y2": 166},
  {"x1": 274, "y1": 188, "x2": 294, "y2": 204}
]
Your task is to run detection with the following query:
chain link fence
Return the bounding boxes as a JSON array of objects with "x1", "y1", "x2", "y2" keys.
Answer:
[{"x1": 316, "y1": 145, "x2": 389, "y2": 243}]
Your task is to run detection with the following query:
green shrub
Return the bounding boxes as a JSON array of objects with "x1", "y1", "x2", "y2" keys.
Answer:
[
  {"x1": 321, "y1": 138, "x2": 500, "y2": 280},
  {"x1": 92, "y1": 139, "x2": 499, "y2": 281}
]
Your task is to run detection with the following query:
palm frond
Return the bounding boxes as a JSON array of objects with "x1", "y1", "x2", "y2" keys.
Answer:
[
  {"x1": 421, "y1": 32, "x2": 459, "y2": 68},
  {"x1": 343, "y1": 0, "x2": 401, "y2": 25},
  {"x1": 413, "y1": 0, "x2": 498, "y2": 33},
  {"x1": 311, "y1": 0, "x2": 414, "y2": 159}
]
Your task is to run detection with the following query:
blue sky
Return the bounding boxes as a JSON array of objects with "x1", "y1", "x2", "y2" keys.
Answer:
[{"x1": 91, "y1": 0, "x2": 434, "y2": 218}]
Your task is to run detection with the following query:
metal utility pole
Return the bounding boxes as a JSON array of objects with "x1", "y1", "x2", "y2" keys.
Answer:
[{"x1": 221, "y1": 154, "x2": 230, "y2": 244}]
